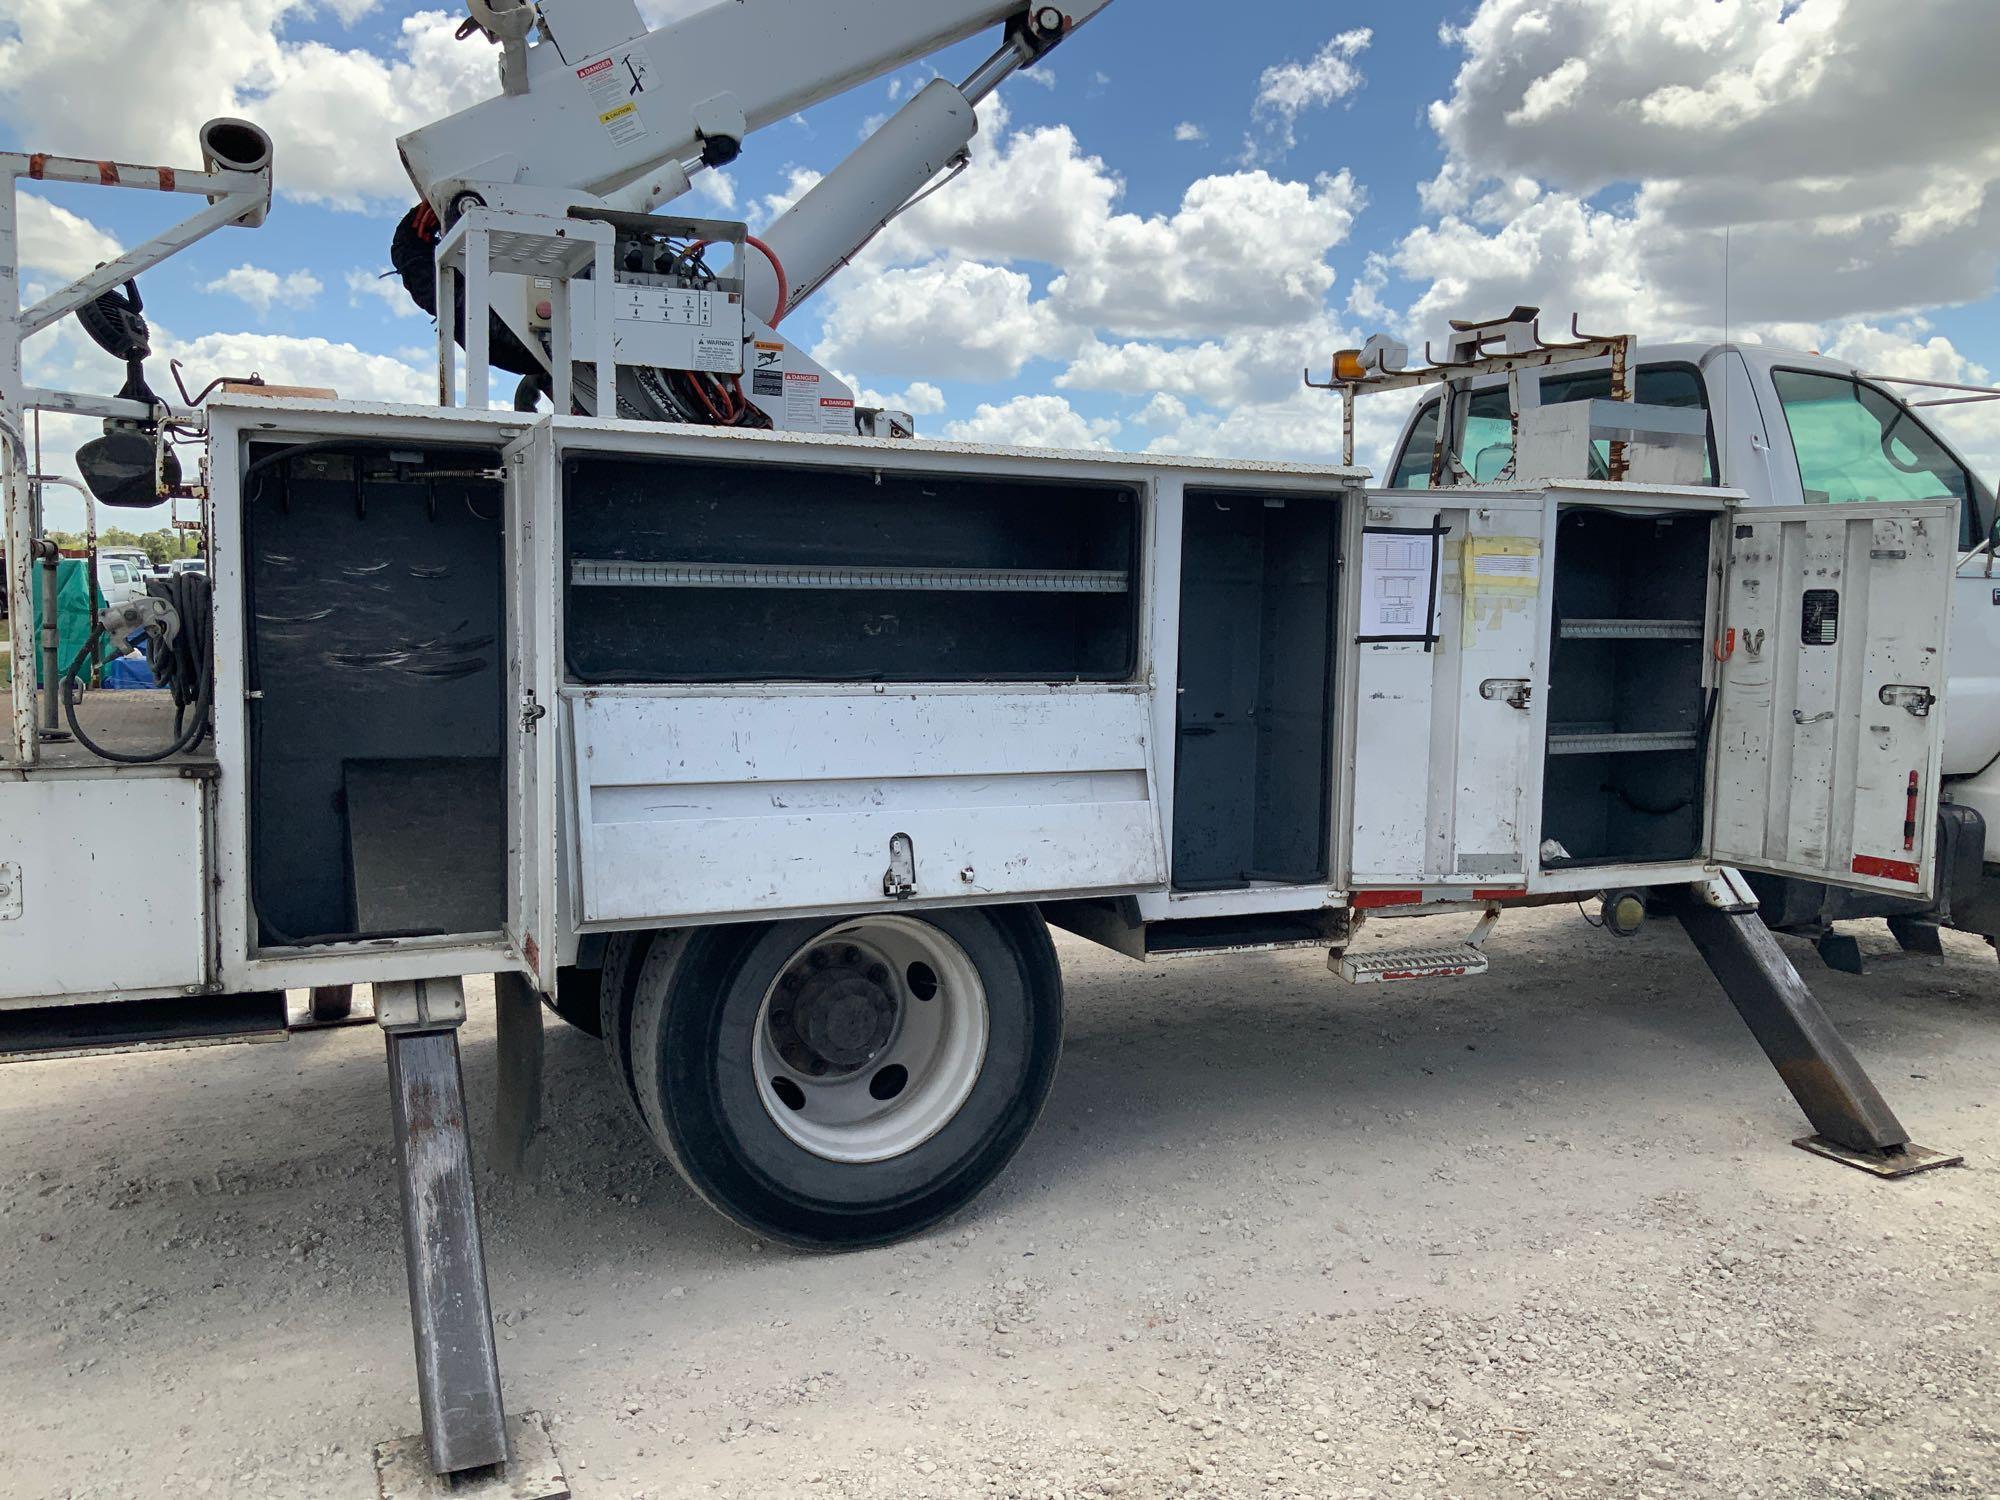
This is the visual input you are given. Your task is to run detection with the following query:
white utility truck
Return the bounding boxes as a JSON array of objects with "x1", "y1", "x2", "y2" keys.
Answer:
[
  {"x1": 1372, "y1": 318, "x2": 2000, "y2": 972},
  {"x1": 0, "y1": 4, "x2": 1970, "y2": 1490}
]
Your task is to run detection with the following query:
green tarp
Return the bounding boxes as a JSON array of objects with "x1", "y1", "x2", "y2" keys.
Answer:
[{"x1": 30, "y1": 558, "x2": 108, "y2": 688}]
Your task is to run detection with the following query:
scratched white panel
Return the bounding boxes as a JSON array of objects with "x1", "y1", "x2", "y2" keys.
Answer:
[
  {"x1": 1710, "y1": 502, "x2": 1953, "y2": 896},
  {"x1": 0, "y1": 775, "x2": 209, "y2": 1001},
  {"x1": 570, "y1": 689, "x2": 1166, "y2": 923}
]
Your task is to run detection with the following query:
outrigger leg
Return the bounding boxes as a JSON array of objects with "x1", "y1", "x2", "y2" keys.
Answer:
[
  {"x1": 1674, "y1": 873, "x2": 1962, "y2": 1179},
  {"x1": 371, "y1": 976, "x2": 568, "y2": 1498}
]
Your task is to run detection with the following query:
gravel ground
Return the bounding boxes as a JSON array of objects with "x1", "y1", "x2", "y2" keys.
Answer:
[{"x1": 2, "y1": 907, "x2": 1997, "y2": 1500}]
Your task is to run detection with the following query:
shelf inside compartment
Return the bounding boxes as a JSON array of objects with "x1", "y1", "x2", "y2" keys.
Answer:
[
  {"x1": 561, "y1": 454, "x2": 1141, "y2": 684},
  {"x1": 569, "y1": 560, "x2": 1129, "y2": 594},
  {"x1": 1558, "y1": 617, "x2": 1703, "y2": 640},
  {"x1": 1539, "y1": 507, "x2": 1713, "y2": 868},
  {"x1": 1548, "y1": 728, "x2": 1700, "y2": 756}
]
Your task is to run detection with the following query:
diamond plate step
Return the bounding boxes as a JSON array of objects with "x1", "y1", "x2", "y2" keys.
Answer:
[{"x1": 1333, "y1": 944, "x2": 1490, "y2": 984}]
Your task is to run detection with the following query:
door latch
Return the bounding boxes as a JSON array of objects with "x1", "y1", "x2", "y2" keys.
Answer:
[
  {"x1": 883, "y1": 833, "x2": 917, "y2": 899},
  {"x1": 520, "y1": 697, "x2": 547, "y2": 731},
  {"x1": 1792, "y1": 708, "x2": 1835, "y2": 726},
  {"x1": 1879, "y1": 684, "x2": 1937, "y2": 717},
  {"x1": 1480, "y1": 677, "x2": 1533, "y2": 711}
]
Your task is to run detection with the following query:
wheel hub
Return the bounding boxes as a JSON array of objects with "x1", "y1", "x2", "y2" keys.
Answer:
[{"x1": 772, "y1": 947, "x2": 896, "y2": 1075}]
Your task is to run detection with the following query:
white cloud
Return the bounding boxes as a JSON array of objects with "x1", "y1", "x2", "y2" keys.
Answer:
[
  {"x1": 816, "y1": 257, "x2": 1075, "y2": 380},
  {"x1": 0, "y1": 3, "x2": 498, "y2": 211},
  {"x1": 205, "y1": 264, "x2": 323, "y2": 314},
  {"x1": 346, "y1": 267, "x2": 422, "y2": 319},
  {"x1": 1173, "y1": 122, "x2": 1207, "y2": 144},
  {"x1": 942, "y1": 395, "x2": 1119, "y2": 451},
  {"x1": 1018, "y1": 67, "x2": 1057, "y2": 90},
  {"x1": 1399, "y1": 0, "x2": 2000, "y2": 343},
  {"x1": 1248, "y1": 28, "x2": 1371, "y2": 156},
  {"x1": 15, "y1": 195, "x2": 119, "y2": 275}
]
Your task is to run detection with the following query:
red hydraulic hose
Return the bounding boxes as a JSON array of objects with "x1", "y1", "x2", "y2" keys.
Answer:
[
  {"x1": 694, "y1": 235, "x2": 791, "y2": 327},
  {"x1": 743, "y1": 234, "x2": 789, "y2": 326}
]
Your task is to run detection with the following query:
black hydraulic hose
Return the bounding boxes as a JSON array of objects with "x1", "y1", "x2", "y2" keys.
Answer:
[
  {"x1": 62, "y1": 574, "x2": 215, "y2": 764},
  {"x1": 62, "y1": 624, "x2": 213, "y2": 763}
]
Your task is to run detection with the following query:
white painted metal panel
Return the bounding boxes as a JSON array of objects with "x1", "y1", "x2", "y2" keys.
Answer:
[
  {"x1": 506, "y1": 427, "x2": 562, "y2": 991},
  {"x1": 1341, "y1": 493, "x2": 1544, "y2": 889},
  {"x1": 570, "y1": 689, "x2": 1166, "y2": 924},
  {"x1": 1709, "y1": 502, "x2": 1954, "y2": 896},
  {"x1": 0, "y1": 774, "x2": 208, "y2": 1001}
]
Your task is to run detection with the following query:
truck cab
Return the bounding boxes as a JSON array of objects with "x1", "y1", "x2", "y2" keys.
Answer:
[{"x1": 1385, "y1": 342, "x2": 2000, "y2": 962}]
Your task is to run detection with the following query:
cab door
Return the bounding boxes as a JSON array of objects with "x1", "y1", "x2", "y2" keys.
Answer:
[
  {"x1": 1709, "y1": 502, "x2": 1954, "y2": 896},
  {"x1": 1338, "y1": 492, "x2": 1548, "y2": 891}
]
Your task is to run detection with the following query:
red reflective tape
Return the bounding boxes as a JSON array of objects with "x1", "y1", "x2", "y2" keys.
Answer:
[
  {"x1": 1472, "y1": 887, "x2": 1527, "y2": 901},
  {"x1": 159, "y1": 166, "x2": 175, "y2": 192},
  {"x1": 1352, "y1": 889, "x2": 1424, "y2": 910},
  {"x1": 1852, "y1": 854, "x2": 1921, "y2": 885},
  {"x1": 1383, "y1": 967, "x2": 1469, "y2": 981},
  {"x1": 523, "y1": 935, "x2": 540, "y2": 972},
  {"x1": 26, "y1": 153, "x2": 47, "y2": 179},
  {"x1": 1904, "y1": 770, "x2": 1919, "y2": 852},
  {"x1": 97, "y1": 161, "x2": 119, "y2": 185}
]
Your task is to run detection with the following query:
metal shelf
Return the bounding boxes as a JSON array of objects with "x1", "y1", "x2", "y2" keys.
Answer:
[
  {"x1": 1548, "y1": 729, "x2": 1699, "y2": 757},
  {"x1": 1558, "y1": 618, "x2": 1703, "y2": 640},
  {"x1": 569, "y1": 560, "x2": 1130, "y2": 594}
]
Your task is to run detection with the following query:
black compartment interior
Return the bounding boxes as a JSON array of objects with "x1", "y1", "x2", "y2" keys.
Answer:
[
  {"x1": 1540, "y1": 506, "x2": 1712, "y2": 869},
  {"x1": 562, "y1": 456, "x2": 1140, "y2": 683},
  {"x1": 243, "y1": 442, "x2": 507, "y2": 947},
  {"x1": 1172, "y1": 488, "x2": 1338, "y2": 890}
]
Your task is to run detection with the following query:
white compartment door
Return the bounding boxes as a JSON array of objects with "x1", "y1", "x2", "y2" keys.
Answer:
[
  {"x1": 505, "y1": 428, "x2": 560, "y2": 990},
  {"x1": 1710, "y1": 501, "x2": 1954, "y2": 896},
  {"x1": 1342, "y1": 494, "x2": 1546, "y2": 891},
  {"x1": 570, "y1": 688, "x2": 1167, "y2": 926}
]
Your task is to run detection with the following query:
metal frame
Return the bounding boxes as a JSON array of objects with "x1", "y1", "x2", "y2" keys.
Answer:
[
  {"x1": 435, "y1": 208, "x2": 614, "y2": 412},
  {"x1": 1, "y1": 144, "x2": 270, "y2": 766}
]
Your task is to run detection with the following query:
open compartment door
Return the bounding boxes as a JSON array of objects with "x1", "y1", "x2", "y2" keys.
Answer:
[
  {"x1": 504, "y1": 427, "x2": 560, "y2": 991},
  {"x1": 1340, "y1": 493, "x2": 1547, "y2": 892},
  {"x1": 1709, "y1": 501, "x2": 1954, "y2": 897}
]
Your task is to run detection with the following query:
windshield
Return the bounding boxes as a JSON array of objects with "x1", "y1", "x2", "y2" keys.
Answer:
[
  {"x1": 1772, "y1": 369, "x2": 1978, "y2": 550},
  {"x1": 1389, "y1": 363, "x2": 1715, "y2": 488}
]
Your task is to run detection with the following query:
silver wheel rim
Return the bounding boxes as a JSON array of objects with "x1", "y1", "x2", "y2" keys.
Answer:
[{"x1": 752, "y1": 916, "x2": 989, "y2": 1164}]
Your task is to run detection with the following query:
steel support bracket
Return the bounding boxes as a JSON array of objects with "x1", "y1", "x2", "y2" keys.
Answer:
[
  {"x1": 377, "y1": 975, "x2": 469, "y2": 1034},
  {"x1": 1674, "y1": 892, "x2": 1964, "y2": 1176},
  {"x1": 1688, "y1": 867, "x2": 1759, "y2": 914}
]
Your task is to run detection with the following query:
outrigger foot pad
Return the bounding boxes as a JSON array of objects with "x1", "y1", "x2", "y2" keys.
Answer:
[
  {"x1": 1793, "y1": 1136, "x2": 1963, "y2": 1178},
  {"x1": 373, "y1": 1411, "x2": 569, "y2": 1500}
]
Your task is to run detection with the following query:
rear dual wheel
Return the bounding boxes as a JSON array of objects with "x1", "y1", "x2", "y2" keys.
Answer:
[{"x1": 623, "y1": 906, "x2": 1063, "y2": 1248}]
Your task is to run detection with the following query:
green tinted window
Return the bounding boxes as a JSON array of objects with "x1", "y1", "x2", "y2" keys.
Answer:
[{"x1": 1773, "y1": 369, "x2": 1973, "y2": 547}]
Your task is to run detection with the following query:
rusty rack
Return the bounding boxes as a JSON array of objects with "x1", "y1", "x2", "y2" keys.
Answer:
[{"x1": 1307, "y1": 307, "x2": 1637, "y2": 482}]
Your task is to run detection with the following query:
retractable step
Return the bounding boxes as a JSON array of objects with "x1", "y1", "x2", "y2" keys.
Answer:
[
  {"x1": 1331, "y1": 906, "x2": 1500, "y2": 984},
  {"x1": 1334, "y1": 944, "x2": 1491, "y2": 983}
]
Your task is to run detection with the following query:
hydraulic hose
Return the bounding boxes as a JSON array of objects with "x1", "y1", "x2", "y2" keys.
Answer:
[{"x1": 62, "y1": 574, "x2": 215, "y2": 764}]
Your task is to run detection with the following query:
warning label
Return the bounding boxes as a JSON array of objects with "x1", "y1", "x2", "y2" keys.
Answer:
[
  {"x1": 752, "y1": 341, "x2": 785, "y2": 396},
  {"x1": 783, "y1": 370, "x2": 822, "y2": 429},
  {"x1": 577, "y1": 50, "x2": 652, "y2": 147}
]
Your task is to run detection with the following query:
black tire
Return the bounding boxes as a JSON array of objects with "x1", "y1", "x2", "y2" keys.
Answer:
[
  {"x1": 628, "y1": 905, "x2": 1063, "y2": 1249},
  {"x1": 549, "y1": 965, "x2": 605, "y2": 1037},
  {"x1": 596, "y1": 929, "x2": 688, "y2": 1120},
  {"x1": 306, "y1": 985, "x2": 353, "y2": 1024}
]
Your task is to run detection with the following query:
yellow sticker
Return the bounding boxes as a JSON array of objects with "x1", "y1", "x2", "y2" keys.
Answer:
[{"x1": 1464, "y1": 537, "x2": 1541, "y2": 591}]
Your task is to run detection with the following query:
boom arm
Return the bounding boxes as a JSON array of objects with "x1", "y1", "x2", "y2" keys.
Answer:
[{"x1": 399, "y1": 0, "x2": 1111, "y2": 217}]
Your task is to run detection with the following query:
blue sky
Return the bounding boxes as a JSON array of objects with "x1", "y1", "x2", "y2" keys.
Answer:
[{"x1": 6, "y1": 0, "x2": 1999, "y2": 531}]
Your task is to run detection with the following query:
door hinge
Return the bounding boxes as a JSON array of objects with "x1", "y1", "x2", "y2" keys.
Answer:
[{"x1": 520, "y1": 697, "x2": 547, "y2": 731}]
